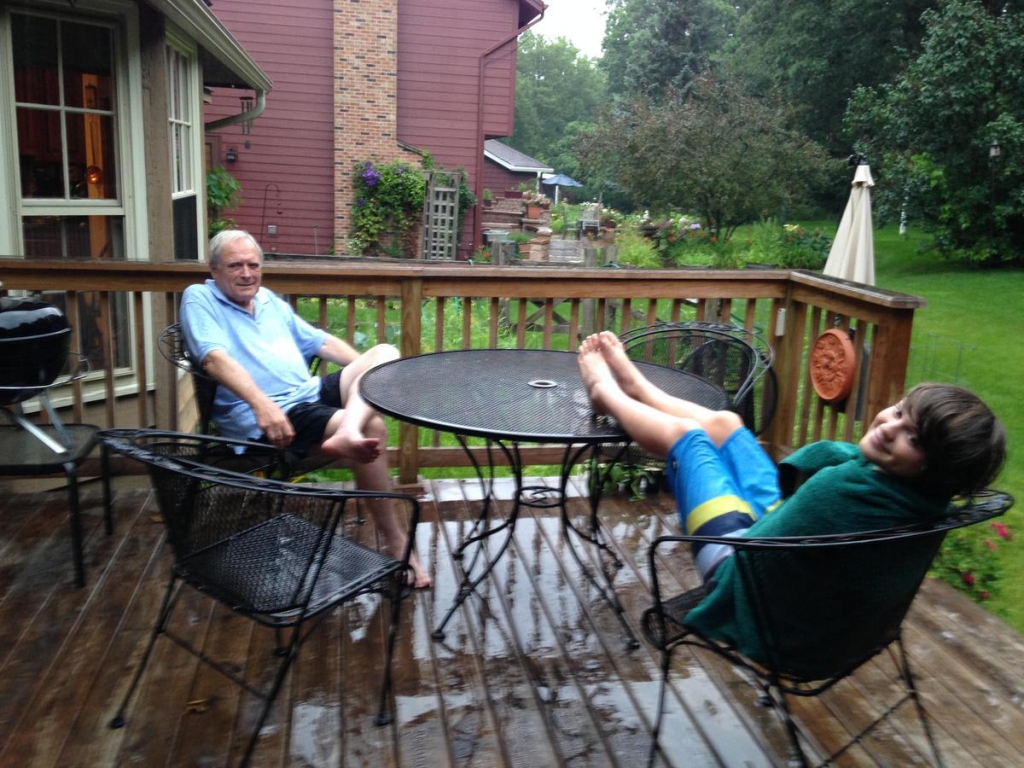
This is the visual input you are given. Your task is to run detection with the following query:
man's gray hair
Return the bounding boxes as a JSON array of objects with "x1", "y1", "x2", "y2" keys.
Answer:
[{"x1": 208, "y1": 230, "x2": 263, "y2": 267}]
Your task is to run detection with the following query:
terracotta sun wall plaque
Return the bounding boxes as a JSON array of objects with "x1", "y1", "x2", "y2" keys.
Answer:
[{"x1": 810, "y1": 328, "x2": 856, "y2": 403}]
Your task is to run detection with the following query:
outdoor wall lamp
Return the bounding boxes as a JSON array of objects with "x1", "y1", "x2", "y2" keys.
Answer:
[
  {"x1": 225, "y1": 147, "x2": 238, "y2": 163},
  {"x1": 990, "y1": 140, "x2": 1002, "y2": 159}
]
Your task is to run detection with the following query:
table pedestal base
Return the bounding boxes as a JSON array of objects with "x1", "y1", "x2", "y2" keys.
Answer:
[{"x1": 432, "y1": 437, "x2": 639, "y2": 649}]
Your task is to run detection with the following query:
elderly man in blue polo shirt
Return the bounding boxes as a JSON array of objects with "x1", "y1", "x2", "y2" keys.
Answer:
[{"x1": 180, "y1": 229, "x2": 429, "y2": 587}]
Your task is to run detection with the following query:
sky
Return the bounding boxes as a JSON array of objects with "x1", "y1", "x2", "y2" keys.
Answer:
[{"x1": 531, "y1": 0, "x2": 608, "y2": 59}]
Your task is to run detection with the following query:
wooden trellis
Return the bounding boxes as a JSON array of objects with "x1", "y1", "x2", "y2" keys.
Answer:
[{"x1": 422, "y1": 170, "x2": 460, "y2": 260}]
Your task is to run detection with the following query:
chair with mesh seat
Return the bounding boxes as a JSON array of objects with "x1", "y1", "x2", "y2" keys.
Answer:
[
  {"x1": 641, "y1": 489, "x2": 1014, "y2": 768},
  {"x1": 99, "y1": 428, "x2": 419, "y2": 767},
  {"x1": 620, "y1": 321, "x2": 776, "y2": 435},
  {"x1": 158, "y1": 322, "x2": 337, "y2": 479},
  {"x1": 606, "y1": 322, "x2": 776, "y2": 480}
]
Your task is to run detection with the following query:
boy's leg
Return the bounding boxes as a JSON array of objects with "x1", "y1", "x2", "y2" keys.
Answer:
[
  {"x1": 597, "y1": 331, "x2": 742, "y2": 446},
  {"x1": 579, "y1": 334, "x2": 760, "y2": 578},
  {"x1": 665, "y1": 430, "x2": 759, "y2": 577},
  {"x1": 579, "y1": 334, "x2": 696, "y2": 456}
]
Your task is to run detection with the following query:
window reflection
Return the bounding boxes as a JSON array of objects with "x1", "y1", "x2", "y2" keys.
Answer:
[
  {"x1": 22, "y1": 216, "x2": 123, "y2": 260},
  {"x1": 13, "y1": 14, "x2": 118, "y2": 202}
]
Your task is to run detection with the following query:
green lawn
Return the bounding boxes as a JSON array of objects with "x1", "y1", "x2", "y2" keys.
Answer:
[{"x1": 827, "y1": 223, "x2": 1024, "y2": 629}]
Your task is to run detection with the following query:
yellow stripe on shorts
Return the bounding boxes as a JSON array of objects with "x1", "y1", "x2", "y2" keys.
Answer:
[{"x1": 686, "y1": 494, "x2": 757, "y2": 535}]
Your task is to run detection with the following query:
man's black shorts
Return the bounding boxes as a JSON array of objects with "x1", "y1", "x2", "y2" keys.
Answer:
[{"x1": 269, "y1": 370, "x2": 343, "y2": 456}]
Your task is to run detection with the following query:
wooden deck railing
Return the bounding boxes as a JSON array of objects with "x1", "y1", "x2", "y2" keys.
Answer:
[{"x1": 0, "y1": 258, "x2": 926, "y2": 483}]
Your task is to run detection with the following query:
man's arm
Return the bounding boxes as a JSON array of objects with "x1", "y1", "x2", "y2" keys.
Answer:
[
  {"x1": 315, "y1": 335, "x2": 362, "y2": 367},
  {"x1": 201, "y1": 349, "x2": 295, "y2": 447}
]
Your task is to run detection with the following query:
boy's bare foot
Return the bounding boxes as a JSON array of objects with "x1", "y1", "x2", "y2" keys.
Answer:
[
  {"x1": 577, "y1": 334, "x2": 618, "y2": 414},
  {"x1": 598, "y1": 330, "x2": 650, "y2": 400},
  {"x1": 320, "y1": 430, "x2": 381, "y2": 464}
]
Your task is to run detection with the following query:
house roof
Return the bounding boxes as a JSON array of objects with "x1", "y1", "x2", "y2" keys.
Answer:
[
  {"x1": 484, "y1": 140, "x2": 554, "y2": 173},
  {"x1": 518, "y1": 0, "x2": 546, "y2": 27},
  {"x1": 145, "y1": 0, "x2": 273, "y2": 91}
]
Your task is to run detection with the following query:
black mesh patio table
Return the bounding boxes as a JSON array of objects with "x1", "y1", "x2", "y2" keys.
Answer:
[{"x1": 360, "y1": 348, "x2": 730, "y2": 644}]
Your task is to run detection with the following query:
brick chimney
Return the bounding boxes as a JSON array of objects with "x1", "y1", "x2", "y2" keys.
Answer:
[{"x1": 333, "y1": 0, "x2": 417, "y2": 255}]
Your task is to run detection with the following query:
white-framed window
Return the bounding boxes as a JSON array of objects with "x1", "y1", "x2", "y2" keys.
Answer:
[
  {"x1": 1, "y1": 1, "x2": 150, "y2": 399},
  {"x1": 13, "y1": 11, "x2": 126, "y2": 258},
  {"x1": 166, "y1": 33, "x2": 203, "y2": 259}
]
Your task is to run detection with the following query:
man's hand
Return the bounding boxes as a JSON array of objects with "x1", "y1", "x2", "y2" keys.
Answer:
[
  {"x1": 202, "y1": 349, "x2": 294, "y2": 446},
  {"x1": 253, "y1": 400, "x2": 294, "y2": 447}
]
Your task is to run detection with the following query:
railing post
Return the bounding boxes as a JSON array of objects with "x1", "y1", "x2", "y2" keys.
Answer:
[
  {"x1": 864, "y1": 308, "x2": 916, "y2": 427},
  {"x1": 396, "y1": 278, "x2": 424, "y2": 485},
  {"x1": 766, "y1": 298, "x2": 807, "y2": 461}
]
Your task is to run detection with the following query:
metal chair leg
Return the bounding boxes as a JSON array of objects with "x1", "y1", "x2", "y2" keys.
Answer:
[
  {"x1": 109, "y1": 577, "x2": 181, "y2": 728},
  {"x1": 647, "y1": 647, "x2": 673, "y2": 768},
  {"x1": 897, "y1": 640, "x2": 945, "y2": 768},
  {"x1": 375, "y1": 576, "x2": 405, "y2": 726}
]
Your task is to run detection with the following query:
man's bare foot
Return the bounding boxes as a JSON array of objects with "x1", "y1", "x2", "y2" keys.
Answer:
[
  {"x1": 407, "y1": 552, "x2": 432, "y2": 589},
  {"x1": 320, "y1": 430, "x2": 380, "y2": 464},
  {"x1": 598, "y1": 330, "x2": 650, "y2": 400},
  {"x1": 577, "y1": 334, "x2": 618, "y2": 414},
  {"x1": 383, "y1": 540, "x2": 432, "y2": 588}
]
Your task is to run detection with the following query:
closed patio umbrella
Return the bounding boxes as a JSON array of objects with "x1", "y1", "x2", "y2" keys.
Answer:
[{"x1": 824, "y1": 162, "x2": 875, "y2": 286}]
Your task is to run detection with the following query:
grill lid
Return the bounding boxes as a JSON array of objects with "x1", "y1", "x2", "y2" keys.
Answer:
[{"x1": 0, "y1": 297, "x2": 72, "y2": 405}]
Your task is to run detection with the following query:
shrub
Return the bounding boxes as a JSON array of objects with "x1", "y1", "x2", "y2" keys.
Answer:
[
  {"x1": 741, "y1": 219, "x2": 831, "y2": 269},
  {"x1": 616, "y1": 230, "x2": 662, "y2": 268},
  {"x1": 206, "y1": 165, "x2": 242, "y2": 238},
  {"x1": 350, "y1": 160, "x2": 426, "y2": 256},
  {"x1": 929, "y1": 519, "x2": 1012, "y2": 602}
]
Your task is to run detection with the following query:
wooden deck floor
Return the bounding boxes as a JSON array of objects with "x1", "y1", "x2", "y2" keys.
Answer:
[{"x1": 2, "y1": 474, "x2": 1024, "y2": 767}]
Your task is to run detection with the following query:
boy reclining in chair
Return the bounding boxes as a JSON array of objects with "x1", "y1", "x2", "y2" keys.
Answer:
[
  {"x1": 181, "y1": 229, "x2": 430, "y2": 587},
  {"x1": 578, "y1": 331, "x2": 1005, "y2": 669}
]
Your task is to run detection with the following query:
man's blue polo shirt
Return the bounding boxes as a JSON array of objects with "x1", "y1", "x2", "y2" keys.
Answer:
[{"x1": 180, "y1": 280, "x2": 327, "y2": 441}]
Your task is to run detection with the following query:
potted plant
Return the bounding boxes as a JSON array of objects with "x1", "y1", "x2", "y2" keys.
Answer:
[
  {"x1": 504, "y1": 187, "x2": 524, "y2": 199},
  {"x1": 524, "y1": 191, "x2": 550, "y2": 219},
  {"x1": 482, "y1": 188, "x2": 493, "y2": 208}
]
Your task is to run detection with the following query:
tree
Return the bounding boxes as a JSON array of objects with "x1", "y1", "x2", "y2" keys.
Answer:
[
  {"x1": 725, "y1": 0, "x2": 938, "y2": 152},
  {"x1": 601, "y1": 0, "x2": 737, "y2": 101},
  {"x1": 510, "y1": 32, "x2": 606, "y2": 163},
  {"x1": 579, "y1": 75, "x2": 830, "y2": 238},
  {"x1": 845, "y1": 0, "x2": 1024, "y2": 264}
]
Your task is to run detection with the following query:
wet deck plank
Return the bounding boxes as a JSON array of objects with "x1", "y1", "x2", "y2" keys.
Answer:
[{"x1": 0, "y1": 478, "x2": 1022, "y2": 767}]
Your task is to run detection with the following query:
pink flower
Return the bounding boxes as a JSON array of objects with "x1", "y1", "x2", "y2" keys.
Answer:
[
  {"x1": 984, "y1": 538, "x2": 997, "y2": 552},
  {"x1": 991, "y1": 521, "x2": 1011, "y2": 539},
  {"x1": 962, "y1": 572, "x2": 976, "y2": 586},
  {"x1": 981, "y1": 591, "x2": 991, "y2": 599}
]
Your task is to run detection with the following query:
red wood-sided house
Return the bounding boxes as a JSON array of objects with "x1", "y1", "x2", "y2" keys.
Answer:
[{"x1": 203, "y1": 0, "x2": 545, "y2": 258}]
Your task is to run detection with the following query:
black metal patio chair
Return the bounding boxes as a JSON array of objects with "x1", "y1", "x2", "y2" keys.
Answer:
[
  {"x1": 641, "y1": 489, "x2": 1014, "y2": 768},
  {"x1": 599, "y1": 322, "x2": 777, "y2": 487},
  {"x1": 620, "y1": 321, "x2": 776, "y2": 435},
  {"x1": 99, "y1": 428, "x2": 419, "y2": 767},
  {"x1": 158, "y1": 322, "x2": 337, "y2": 480}
]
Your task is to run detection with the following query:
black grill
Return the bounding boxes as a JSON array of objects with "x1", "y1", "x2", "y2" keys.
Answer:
[{"x1": 0, "y1": 297, "x2": 71, "y2": 406}]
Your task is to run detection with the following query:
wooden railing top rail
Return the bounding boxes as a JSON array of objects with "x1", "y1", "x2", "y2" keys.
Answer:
[
  {"x1": 0, "y1": 259, "x2": 927, "y2": 312},
  {"x1": 0, "y1": 257, "x2": 928, "y2": 480}
]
